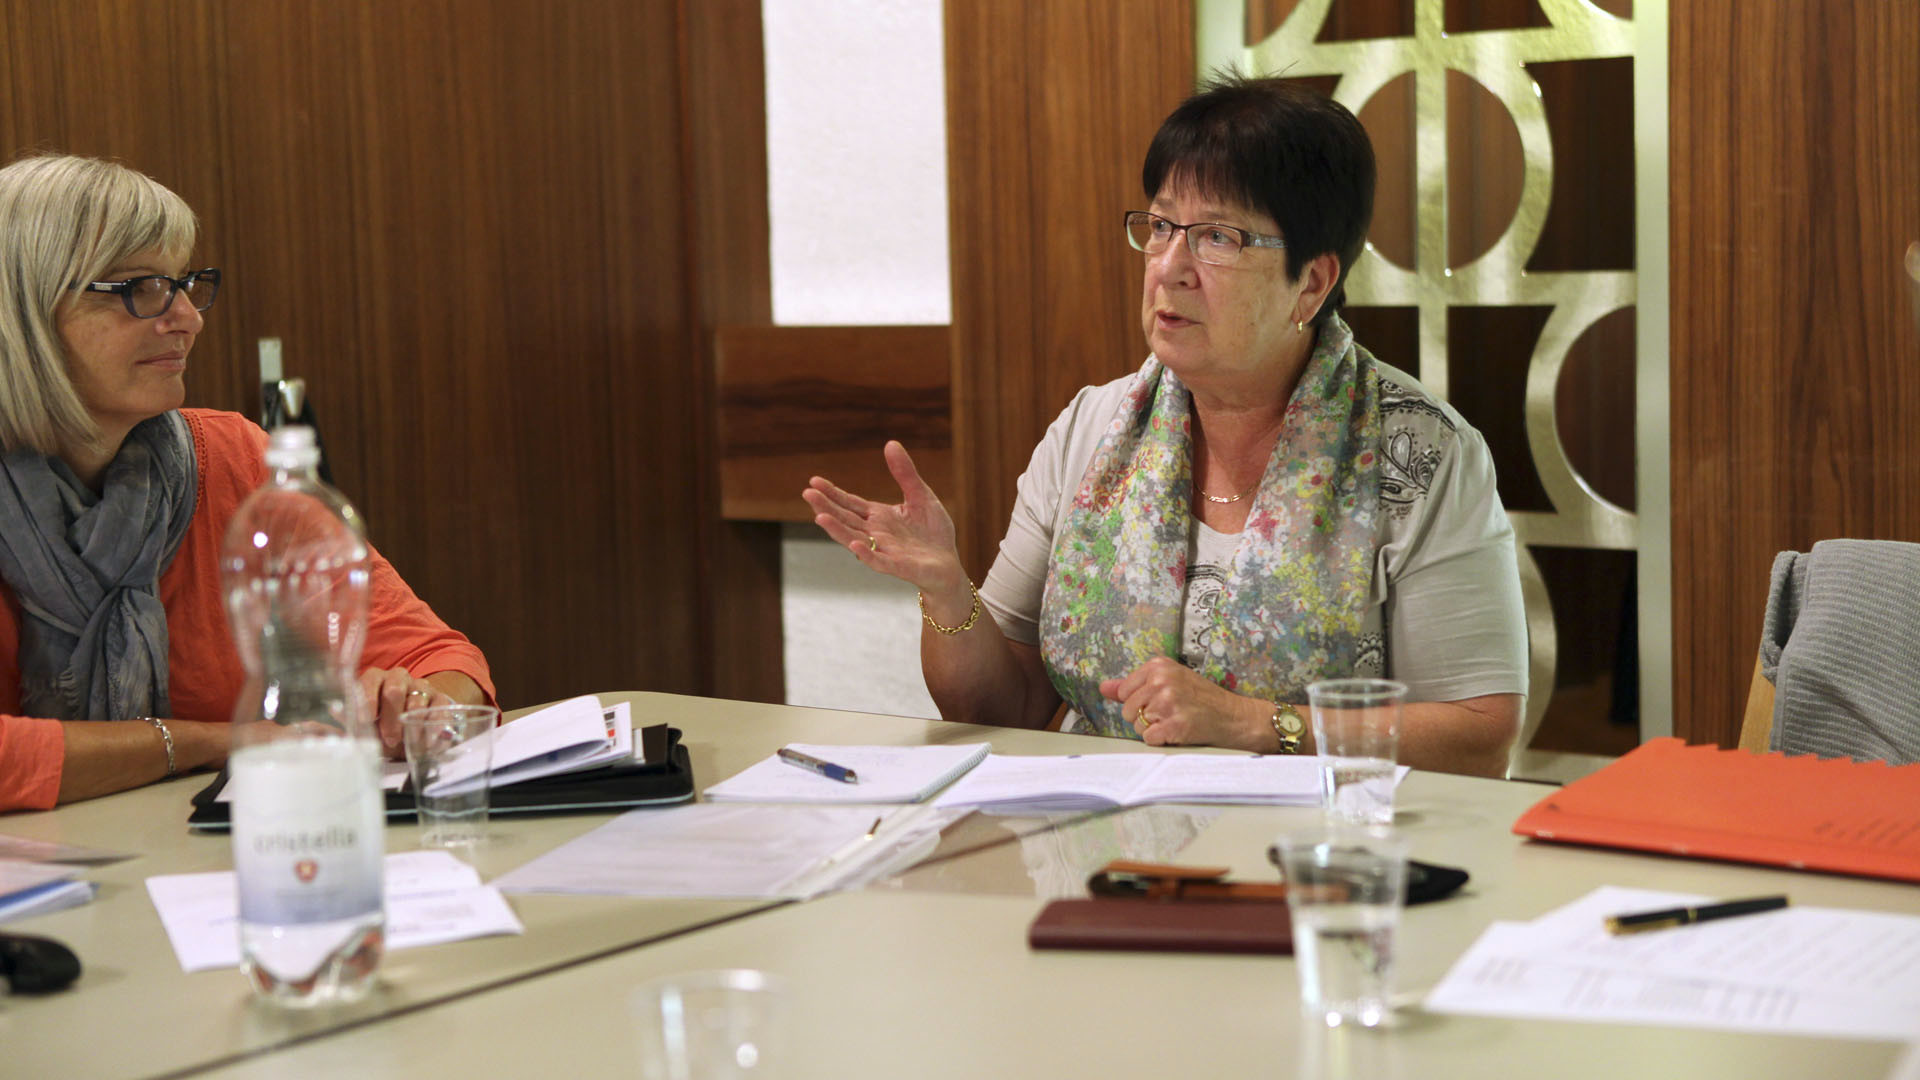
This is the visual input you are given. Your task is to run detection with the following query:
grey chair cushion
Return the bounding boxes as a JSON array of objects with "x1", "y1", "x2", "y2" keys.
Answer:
[{"x1": 1761, "y1": 539, "x2": 1920, "y2": 764}]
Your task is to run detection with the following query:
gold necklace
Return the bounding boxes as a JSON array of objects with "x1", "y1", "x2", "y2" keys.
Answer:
[{"x1": 1197, "y1": 479, "x2": 1259, "y2": 505}]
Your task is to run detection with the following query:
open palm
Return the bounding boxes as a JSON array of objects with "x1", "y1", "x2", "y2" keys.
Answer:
[{"x1": 802, "y1": 441, "x2": 963, "y2": 591}]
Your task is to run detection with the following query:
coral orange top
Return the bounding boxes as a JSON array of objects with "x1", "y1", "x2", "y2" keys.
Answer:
[{"x1": 0, "y1": 410, "x2": 494, "y2": 811}]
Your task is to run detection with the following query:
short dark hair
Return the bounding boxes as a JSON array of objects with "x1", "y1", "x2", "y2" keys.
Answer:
[{"x1": 1142, "y1": 74, "x2": 1376, "y2": 325}]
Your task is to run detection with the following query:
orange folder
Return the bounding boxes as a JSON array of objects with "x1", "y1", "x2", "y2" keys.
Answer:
[{"x1": 1513, "y1": 737, "x2": 1920, "y2": 884}]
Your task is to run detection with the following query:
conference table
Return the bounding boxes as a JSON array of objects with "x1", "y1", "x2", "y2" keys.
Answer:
[{"x1": 2, "y1": 692, "x2": 1914, "y2": 1078}]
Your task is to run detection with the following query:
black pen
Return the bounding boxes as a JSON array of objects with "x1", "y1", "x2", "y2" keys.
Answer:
[
  {"x1": 1605, "y1": 895, "x2": 1789, "y2": 935},
  {"x1": 777, "y1": 747, "x2": 859, "y2": 785}
]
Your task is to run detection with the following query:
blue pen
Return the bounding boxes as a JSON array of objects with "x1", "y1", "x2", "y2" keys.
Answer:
[{"x1": 778, "y1": 747, "x2": 860, "y2": 784}]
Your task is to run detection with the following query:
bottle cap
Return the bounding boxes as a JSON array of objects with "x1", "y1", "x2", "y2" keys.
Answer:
[{"x1": 264, "y1": 425, "x2": 322, "y2": 471}]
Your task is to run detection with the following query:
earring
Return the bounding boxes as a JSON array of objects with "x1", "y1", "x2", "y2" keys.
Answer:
[{"x1": 1294, "y1": 319, "x2": 1306, "y2": 333}]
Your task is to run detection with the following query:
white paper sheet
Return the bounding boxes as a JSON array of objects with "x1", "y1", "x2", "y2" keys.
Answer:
[
  {"x1": 144, "y1": 850, "x2": 523, "y2": 973},
  {"x1": 703, "y1": 743, "x2": 990, "y2": 804},
  {"x1": 932, "y1": 751, "x2": 1400, "y2": 812},
  {"x1": 0, "y1": 859, "x2": 80, "y2": 896},
  {"x1": 430, "y1": 697, "x2": 631, "y2": 796},
  {"x1": 0, "y1": 834, "x2": 132, "y2": 865},
  {"x1": 0, "y1": 867, "x2": 95, "y2": 924},
  {"x1": 492, "y1": 802, "x2": 963, "y2": 900},
  {"x1": 932, "y1": 753, "x2": 1165, "y2": 811},
  {"x1": 1424, "y1": 886, "x2": 1920, "y2": 1040}
]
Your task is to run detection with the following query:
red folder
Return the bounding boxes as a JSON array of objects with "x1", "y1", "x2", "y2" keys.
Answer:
[{"x1": 1512, "y1": 737, "x2": 1920, "y2": 883}]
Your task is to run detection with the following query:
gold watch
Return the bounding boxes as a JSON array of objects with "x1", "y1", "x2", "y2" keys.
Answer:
[{"x1": 1269, "y1": 703, "x2": 1305, "y2": 755}]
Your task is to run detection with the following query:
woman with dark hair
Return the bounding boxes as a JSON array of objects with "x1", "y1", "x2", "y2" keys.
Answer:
[
  {"x1": 805, "y1": 76, "x2": 1526, "y2": 777},
  {"x1": 0, "y1": 154, "x2": 494, "y2": 810}
]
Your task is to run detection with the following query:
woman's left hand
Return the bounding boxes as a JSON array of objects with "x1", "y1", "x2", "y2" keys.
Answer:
[
  {"x1": 359, "y1": 667, "x2": 450, "y2": 759},
  {"x1": 1099, "y1": 657, "x2": 1271, "y2": 751}
]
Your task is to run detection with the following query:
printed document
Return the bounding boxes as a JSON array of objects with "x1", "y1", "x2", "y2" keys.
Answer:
[
  {"x1": 493, "y1": 802, "x2": 964, "y2": 899},
  {"x1": 145, "y1": 850, "x2": 523, "y2": 972},
  {"x1": 1425, "y1": 885, "x2": 1920, "y2": 1039}
]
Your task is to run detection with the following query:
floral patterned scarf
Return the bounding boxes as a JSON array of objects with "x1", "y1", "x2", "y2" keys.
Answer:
[{"x1": 1038, "y1": 314, "x2": 1384, "y2": 737}]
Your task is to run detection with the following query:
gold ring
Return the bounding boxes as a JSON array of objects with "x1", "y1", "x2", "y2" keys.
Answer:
[
  {"x1": 867, "y1": 536, "x2": 879, "y2": 552},
  {"x1": 1138, "y1": 710, "x2": 1153, "y2": 728}
]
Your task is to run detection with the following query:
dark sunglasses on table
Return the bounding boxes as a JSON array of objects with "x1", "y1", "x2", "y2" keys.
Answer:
[{"x1": 80, "y1": 268, "x2": 221, "y2": 319}]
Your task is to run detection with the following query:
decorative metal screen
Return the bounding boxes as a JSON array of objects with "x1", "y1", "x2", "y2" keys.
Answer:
[{"x1": 1196, "y1": 0, "x2": 1665, "y2": 765}]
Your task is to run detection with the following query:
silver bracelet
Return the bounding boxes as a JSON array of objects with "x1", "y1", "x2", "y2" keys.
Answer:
[{"x1": 138, "y1": 716, "x2": 177, "y2": 778}]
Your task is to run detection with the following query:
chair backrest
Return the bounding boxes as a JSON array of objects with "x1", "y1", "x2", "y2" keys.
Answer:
[
  {"x1": 1760, "y1": 539, "x2": 1920, "y2": 764},
  {"x1": 1738, "y1": 655, "x2": 1774, "y2": 753}
]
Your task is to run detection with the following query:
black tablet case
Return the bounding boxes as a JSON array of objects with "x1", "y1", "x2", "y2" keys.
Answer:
[{"x1": 187, "y1": 724, "x2": 695, "y2": 832}]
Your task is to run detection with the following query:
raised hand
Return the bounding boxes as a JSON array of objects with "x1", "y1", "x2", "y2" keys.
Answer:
[{"x1": 802, "y1": 441, "x2": 966, "y2": 592}]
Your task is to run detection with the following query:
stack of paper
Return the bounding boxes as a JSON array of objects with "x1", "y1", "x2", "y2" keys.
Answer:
[
  {"x1": 932, "y1": 752, "x2": 1389, "y2": 813},
  {"x1": 704, "y1": 743, "x2": 991, "y2": 804},
  {"x1": 145, "y1": 850, "x2": 524, "y2": 972},
  {"x1": 0, "y1": 860, "x2": 94, "y2": 924},
  {"x1": 493, "y1": 802, "x2": 965, "y2": 900},
  {"x1": 1424, "y1": 885, "x2": 1920, "y2": 1040}
]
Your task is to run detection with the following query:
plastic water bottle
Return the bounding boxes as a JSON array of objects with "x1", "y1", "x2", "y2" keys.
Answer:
[{"x1": 221, "y1": 425, "x2": 385, "y2": 1006}]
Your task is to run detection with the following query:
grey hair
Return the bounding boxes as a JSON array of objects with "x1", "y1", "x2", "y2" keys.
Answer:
[{"x1": 0, "y1": 154, "x2": 198, "y2": 454}]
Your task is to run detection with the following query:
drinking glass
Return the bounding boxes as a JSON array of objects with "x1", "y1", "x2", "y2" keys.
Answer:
[
  {"x1": 1307, "y1": 679, "x2": 1406, "y2": 826},
  {"x1": 401, "y1": 704, "x2": 499, "y2": 848},
  {"x1": 634, "y1": 969, "x2": 789, "y2": 1079},
  {"x1": 1275, "y1": 825, "x2": 1410, "y2": 1028}
]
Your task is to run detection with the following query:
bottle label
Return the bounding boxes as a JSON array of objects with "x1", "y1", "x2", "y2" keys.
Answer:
[{"x1": 230, "y1": 740, "x2": 385, "y2": 924}]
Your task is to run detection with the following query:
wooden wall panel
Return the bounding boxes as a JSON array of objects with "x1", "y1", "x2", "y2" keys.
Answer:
[
  {"x1": 0, "y1": 2, "x2": 246, "y2": 415},
  {"x1": 5, "y1": 1, "x2": 722, "y2": 711},
  {"x1": 219, "y1": 1, "x2": 702, "y2": 710},
  {"x1": 683, "y1": 0, "x2": 785, "y2": 704},
  {"x1": 1671, "y1": 1, "x2": 1920, "y2": 747},
  {"x1": 715, "y1": 325, "x2": 952, "y2": 523},
  {"x1": 944, "y1": 0, "x2": 1194, "y2": 574}
]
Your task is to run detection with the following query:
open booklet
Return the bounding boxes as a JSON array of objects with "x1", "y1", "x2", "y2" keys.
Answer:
[
  {"x1": 419, "y1": 695, "x2": 637, "y2": 797},
  {"x1": 933, "y1": 751, "x2": 1406, "y2": 813},
  {"x1": 704, "y1": 743, "x2": 992, "y2": 804},
  {"x1": 214, "y1": 696, "x2": 641, "y2": 801}
]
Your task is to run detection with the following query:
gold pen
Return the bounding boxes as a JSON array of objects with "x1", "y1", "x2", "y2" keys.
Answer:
[{"x1": 1604, "y1": 895, "x2": 1789, "y2": 935}]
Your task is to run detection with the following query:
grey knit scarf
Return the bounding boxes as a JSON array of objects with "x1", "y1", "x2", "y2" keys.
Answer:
[{"x1": 0, "y1": 411, "x2": 197, "y2": 721}]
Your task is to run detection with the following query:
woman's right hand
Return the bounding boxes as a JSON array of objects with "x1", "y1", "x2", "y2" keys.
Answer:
[{"x1": 803, "y1": 441, "x2": 964, "y2": 592}]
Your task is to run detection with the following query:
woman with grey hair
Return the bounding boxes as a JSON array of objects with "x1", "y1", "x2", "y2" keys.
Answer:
[{"x1": 0, "y1": 154, "x2": 493, "y2": 810}]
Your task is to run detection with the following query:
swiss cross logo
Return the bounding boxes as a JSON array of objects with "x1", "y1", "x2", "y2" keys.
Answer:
[{"x1": 294, "y1": 859, "x2": 319, "y2": 884}]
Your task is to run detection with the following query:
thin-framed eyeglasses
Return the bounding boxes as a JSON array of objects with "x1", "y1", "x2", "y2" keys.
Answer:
[
  {"x1": 1124, "y1": 211, "x2": 1285, "y2": 266},
  {"x1": 79, "y1": 268, "x2": 221, "y2": 319}
]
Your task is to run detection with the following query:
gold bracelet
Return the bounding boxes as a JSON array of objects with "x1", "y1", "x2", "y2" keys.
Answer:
[{"x1": 918, "y1": 580, "x2": 982, "y2": 635}]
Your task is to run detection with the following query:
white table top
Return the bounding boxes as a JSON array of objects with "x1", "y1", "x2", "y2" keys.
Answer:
[{"x1": 5, "y1": 692, "x2": 1916, "y2": 1078}]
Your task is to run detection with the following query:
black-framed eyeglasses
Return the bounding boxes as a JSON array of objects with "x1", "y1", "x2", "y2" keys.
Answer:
[
  {"x1": 80, "y1": 268, "x2": 221, "y2": 319},
  {"x1": 1124, "y1": 211, "x2": 1285, "y2": 266}
]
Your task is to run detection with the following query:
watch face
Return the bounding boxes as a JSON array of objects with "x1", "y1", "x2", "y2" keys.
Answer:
[{"x1": 1279, "y1": 708, "x2": 1304, "y2": 736}]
